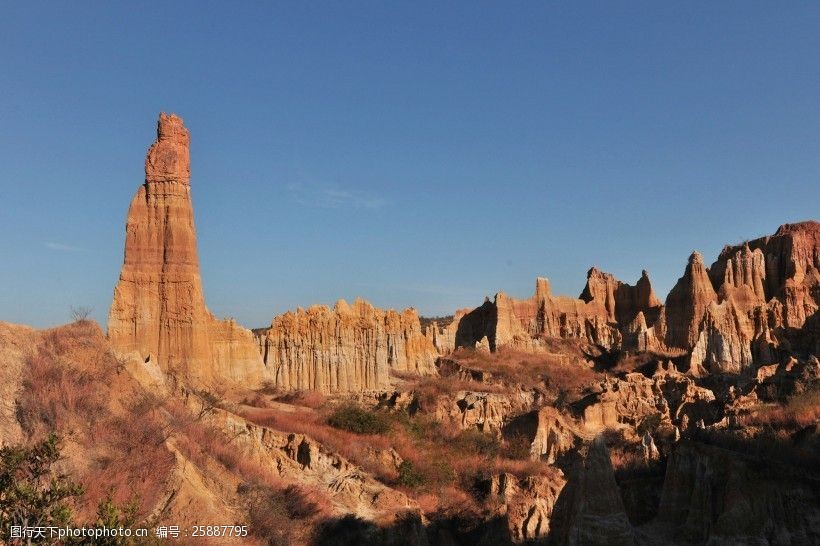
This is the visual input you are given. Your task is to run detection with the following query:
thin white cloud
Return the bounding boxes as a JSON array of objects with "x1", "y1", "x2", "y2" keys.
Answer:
[
  {"x1": 355, "y1": 282, "x2": 481, "y2": 298},
  {"x1": 44, "y1": 242, "x2": 89, "y2": 252},
  {"x1": 287, "y1": 182, "x2": 386, "y2": 209}
]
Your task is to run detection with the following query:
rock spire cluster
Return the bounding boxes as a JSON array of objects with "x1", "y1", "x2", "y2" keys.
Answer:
[{"x1": 437, "y1": 222, "x2": 819, "y2": 376}]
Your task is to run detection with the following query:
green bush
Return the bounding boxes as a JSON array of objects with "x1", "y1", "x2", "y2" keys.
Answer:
[
  {"x1": 0, "y1": 434, "x2": 84, "y2": 542},
  {"x1": 404, "y1": 415, "x2": 441, "y2": 441},
  {"x1": 92, "y1": 494, "x2": 143, "y2": 545},
  {"x1": 453, "y1": 429, "x2": 501, "y2": 458},
  {"x1": 397, "y1": 461, "x2": 426, "y2": 488},
  {"x1": 636, "y1": 413, "x2": 662, "y2": 437},
  {"x1": 327, "y1": 405, "x2": 391, "y2": 435}
]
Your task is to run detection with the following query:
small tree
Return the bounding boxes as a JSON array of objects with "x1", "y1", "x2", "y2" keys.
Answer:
[
  {"x1": 70, "y1": 306, "x2": 94, "y2": 323},
  {"x1": 92, "y1": 494, "x2": 141, "y2": 545},
  {"x1": 396, "y1": 461, "x2": 425, "y2": 488},
  {"x1": 0, "y1": 434, "x2": 84, "y2": 542},
  {"x1": 196, "y1": 385, "x2": 227, "y2": 420}
]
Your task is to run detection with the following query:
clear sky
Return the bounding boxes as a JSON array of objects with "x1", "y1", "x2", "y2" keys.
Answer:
[{"x1": 2, "y1": 2, "x2": 819, "y2": 329}]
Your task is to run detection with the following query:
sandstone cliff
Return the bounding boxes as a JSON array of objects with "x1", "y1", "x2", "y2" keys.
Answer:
[
  {"x1": 108, "y1": 113, "x2": 266, "y2": 386},
  {"x1": 580, "y1": 268, "x2": 662, "y2": 326},
  {"x1": 658, "y1": 252, "x2": 719, "y2": 351},
  {"x1": 256, "y1": 299, "x2": 437, "y2": 393}
]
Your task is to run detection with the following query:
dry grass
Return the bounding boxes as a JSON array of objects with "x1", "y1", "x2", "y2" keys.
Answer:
[
  {"x1": 742, "y1": 389, "x2": 820, "y2": 429},
  {"x1": 410, "y1": 375, "x2": 506, "y2": 410},
  {"x1": 448, "y1": 347, "x2": 600, "y2": 396},
  {"x1": 15, "y1": 321, "x2": 329, "y2": 530},
  {"x1": 83, "y1": 394, "x2": 175, "y2": 515},
  {"x1": 163, "y1": 398, "x2": 333, "y2": 545},
  {"x1": 12, "y1": 320, "x2": 567, "y2": 537},
  {"x1": 238, "y1": 400, "x2": 554, "y2": 508},
  {"x1": 16, "y1": 321, "x2": 175, "y2": 520},
  {"x1": 275, "y1": 390, "x2": 328, "y2": 409},
  {"x1": 18, "y1": 349, "x2": 108, "y2": 433},
  {"x1": 387, "y1": 411, "x2": 553, "y2": 495},
  {"x1": 240, "y1": 481, "x2": 326, "y2": 545},
  {"x1": 238, "y1": 404, "x2": 394, "y2": 480}
]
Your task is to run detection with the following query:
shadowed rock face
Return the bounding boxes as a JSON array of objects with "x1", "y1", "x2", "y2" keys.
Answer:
[
  {"x1": 549, "y1": 437, "x2": 636, "y2": 546},
  {"x1": 108, "y1": 113, "x2": 266, "y2": 385},
  {"x1": 448, "y1": 270, "x2": 663, "y2": 353},
  {"x1": 685, "y1": 222, "x2": 820, "y2": 374},
  {"x1": 580, "y1": 268, "x2": 662, "y2": 326},
  {"x1": 656, "y1": 442, "x2": 820, "y2": 544},
  {"x1": 712, "y1": 221, "x2": 820, "y2": 329}
]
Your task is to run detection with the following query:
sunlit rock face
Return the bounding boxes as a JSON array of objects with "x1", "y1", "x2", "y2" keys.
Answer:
[
  {"x1": 256, "y1": 298, "x2": 438, "y2": 393},
  {"x1": 108, "y1": 113, "x2": 266, "y2": 385}
]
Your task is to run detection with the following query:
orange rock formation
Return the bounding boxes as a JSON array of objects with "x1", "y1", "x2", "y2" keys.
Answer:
[{"x1": 108, "y1": 113, "x2": 266, "y2": 385}]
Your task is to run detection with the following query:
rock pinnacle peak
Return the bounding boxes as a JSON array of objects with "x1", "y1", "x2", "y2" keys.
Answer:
[
  {"x1": 688, "y1": 251, "x2": 704, "y2": 266},
  {"x1": 146, "y1": 112, "x2": 190, "y2": 185}
]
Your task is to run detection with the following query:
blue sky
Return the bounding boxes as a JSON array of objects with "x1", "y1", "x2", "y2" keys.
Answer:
[{"x1": 1, "y1": 2, "x2": 819, "y2": 329}]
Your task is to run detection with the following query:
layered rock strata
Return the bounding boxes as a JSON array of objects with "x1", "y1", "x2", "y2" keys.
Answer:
[
  {"x1": 108, "y1": 113, "x2": 266, "y2": 385},
  {"x1": 256, "y1": 299, "x2": 437, "y2": 393}
]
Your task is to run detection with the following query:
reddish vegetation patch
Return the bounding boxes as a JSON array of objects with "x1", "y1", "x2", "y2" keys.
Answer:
[
  {"x1": 448, "y1": 346, "x2": 601, "y2": 395},
  {"x1": 742, "y1": 390, "x2": 820, "y2": 429},
  {"x1": 17, "y1": 321, "x2": 175, "y2": 520},
  {"x1": 14, "y1": 320, "x2": 334, "y2": 542},
  {"x1": 238, "y1": 395, "x2": 554, "y2": 518},
  {"x1": 275, "y1": 389, "x2": 329, "y2": 409},
  {"x1": 239, "y1": 404, "x2": 394, "y2": 479},
  {"x1": 410, "y1": 375, "x2": 506, "y2": 409}
]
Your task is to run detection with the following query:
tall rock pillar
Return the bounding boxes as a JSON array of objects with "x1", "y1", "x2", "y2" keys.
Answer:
[{"x1": 109, "y1": 113, "x2": 265, "y2": 385}]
